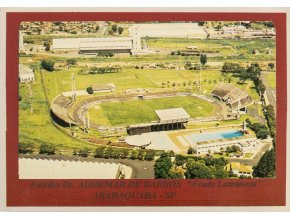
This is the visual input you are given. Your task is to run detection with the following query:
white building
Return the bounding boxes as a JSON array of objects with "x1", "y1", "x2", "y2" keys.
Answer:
[
  {"x1": 19, "y1": 158, "x2": 132, "y2": 179},
  {"x1": 19, "y1": 64, "x2": 34, "y2": 83},
  {"x1": 193, "y1": 137, "x2": 257, "y2": 155},
  {"x1": 52, "y1": 35, "x2": 148, "y2": 55},
  {"x1": 130, "y1": 23, "x2": 207, "y2": 38},
  {"x1": 222, "y1": 25, "x2": 247, "y2": 35},
  {"x1": 19, "y1": 32, "x2": 24, "y2": 51}
]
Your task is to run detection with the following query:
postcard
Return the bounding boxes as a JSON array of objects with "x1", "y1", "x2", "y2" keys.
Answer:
[{"x1": 0, "y1": 8, "x2": 288, "y2": 210}]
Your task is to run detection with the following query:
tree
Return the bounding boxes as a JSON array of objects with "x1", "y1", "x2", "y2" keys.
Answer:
[
  {"x1": 111, "y1": 24, "x2": 118, "y2": 33},
  {"x1": 154, "y1": 153, "x2": 172, "y2": 179},
  {"x1": 185, "y1": 159, "x2": 213, "y2": 179},
  {"x1": 77, "y1": 147, "x2": 90, "y2": 157},
  {"x1": 145, "y1": 150, "x2": 155, "y2": 161},
  {"x1": 212, "y1": 166, "x2": 228, "y2": 178},
  {"x1": 39, "y1": 144, "x2": 56, "y2": 155},
  {"x1": 221, "y1": 62, "x2": 241, "y2": 73},
  {"x1": 168, "y1": 171, "x2": 184, "y2": 179},
  {"x1": 94, "y1": 147, "x2": 106, "y2": 158},
  {"x1": 268, "y1": 63, "x2": 275, "y2": 69},
  {"x1": 66, "y1": 59, "x2": 77, "y2": 65},
  {"x1": 87, "y1": 86, "x2": 93, "y2": 94},
  {"x1": 129, "y1": 150, "x2": 139, "y2": 160},
  {"x1": 41, "y1": 60, "x2": 54, "y2": 72},
  {"x1": 118, "y1": 26, "x2": 124, "y2": 34},
  {"x1": 44, "y1": 42, "x2": 50, "y2": 51},
  {"x1": 200, "y1": 54, "x2": 207, "y2": 68},
  {"x1": 256, "y1": 129, "x2": 269, "y2": 139},
  {"x1": 198, "y1": 21, "x2": 206, "y2": 26},
  {"x1": 187, "y1": 147, "x2": 194, "y2": 154},
  {"x1": 253, "y1": 149, "x2": 276, "y2": 178},
  {"x1": 19, "y1": 143, "x2": 33, "y2": 154},
  {"x1": 95, "y1": 25, "x2": 100, "y2": 32},
  {"x1": 175, "y1": 155, "x2": 187, "y2": 167}
]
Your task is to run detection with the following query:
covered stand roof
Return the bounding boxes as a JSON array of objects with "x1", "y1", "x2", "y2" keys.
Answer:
[
  {"x1": 51, "y1": 95, "x2": 75, "y2": 124},
  {"x1": 211, "y1": 84, "x2": 252, "y2": 109},
  {"x1": 19, "y1": 64, "x2": 33, "y2": 75},
  {"x1": 155, "y1": 108, "x2": 190, "y2": 124}
]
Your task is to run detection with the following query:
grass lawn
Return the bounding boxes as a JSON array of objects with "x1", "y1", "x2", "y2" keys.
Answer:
[
  {"x1": 39, "y1": 66, "x2": 227, "y2": 102},
  {"x1": 266, "y1": 72, "x2": 276, "y2": 88},
  {"x1": 88, "y1": 96, "x2": 215, "y2": 126},
  {"x1": 19, "y1": 73, "x2": 103, "y2": 153}
]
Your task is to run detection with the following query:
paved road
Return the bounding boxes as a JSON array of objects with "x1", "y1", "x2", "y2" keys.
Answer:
[
  {"x1": 261, "y1": 71, "x2": 276, "y2": 113},
  {"x1": 19, "y1": 154, "x2": 155, "y2": 179}
]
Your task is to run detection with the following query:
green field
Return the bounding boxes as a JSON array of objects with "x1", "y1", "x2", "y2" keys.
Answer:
[
  {"x1": 266, "y1": 72, "x2": 276, "y2": 88},
  {"x1": 19, "y1": 73, "x2": 101, "y2": 152},
  {"x1": 88, "y1": 96, "x2": 215, "y2": 126}
]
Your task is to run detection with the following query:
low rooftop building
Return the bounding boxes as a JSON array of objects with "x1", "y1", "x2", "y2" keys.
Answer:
[
  {"x1": 19, "y1": 158, "x2": 131, "y2": 179},
  {"x1": 226, "y1": 162, "x2": 253, "y2": 178},
  {"x1": 19, "y1": 64, "x2": 34, "y2": 83}
]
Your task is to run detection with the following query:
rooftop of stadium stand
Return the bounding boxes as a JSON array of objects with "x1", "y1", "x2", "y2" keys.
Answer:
[
  {"x1": 155, "y1": 108, "x2": 190, "y2": 123},
  {"x1": 19, "y1": 64, "x2": 33, "y2": 75},
  {"x1": 51, "y1": 95, "x2": 75, "y2": 124},
  {"x1": 211, "y1": 84, "x2": 252, "y2": 109}
]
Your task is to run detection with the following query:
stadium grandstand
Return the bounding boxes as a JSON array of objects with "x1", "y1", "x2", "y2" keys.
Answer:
[
  {"x1": 50, "y1": 95, "x2": 76, "y2": 127},
  {"x1": 211, "y1": 84, "x2": 252, "y2": 112},
  {"x1": 127, "y1": 108, "x2": 190, "y2": 135}
]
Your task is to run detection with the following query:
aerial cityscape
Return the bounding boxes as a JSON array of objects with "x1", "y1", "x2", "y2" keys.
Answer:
[{"x1": 18, "y1": 21, "x2": 276, "y2": 179}]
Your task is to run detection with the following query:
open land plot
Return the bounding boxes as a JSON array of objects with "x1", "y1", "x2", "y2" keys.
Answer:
[
  {"x1": 146, "y1": 38, "x2": 276, "y2": 60},
  {"x1": 88, "y1": 96, "x2": 216, "y2": 126}
]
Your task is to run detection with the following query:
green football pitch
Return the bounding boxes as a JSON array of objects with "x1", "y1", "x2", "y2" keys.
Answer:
[{"x1": 88, "y1": 96, "x2": 216, "y2": 126}]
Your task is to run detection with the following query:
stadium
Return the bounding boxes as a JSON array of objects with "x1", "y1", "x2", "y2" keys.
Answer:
[{"x1": 50, "y1": 83, "x2": 256, "y2": 154}]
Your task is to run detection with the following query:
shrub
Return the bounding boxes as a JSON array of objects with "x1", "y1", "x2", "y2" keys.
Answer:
[
  {"x1": 87, "y1": 86, "x2": 93, "y2": 94},
  {"x1": 39, "y1": 144, "x2": 56, "y2": 155},
  {"x1": 66, "y1": 59, "x2": 77, "y2": 65}
]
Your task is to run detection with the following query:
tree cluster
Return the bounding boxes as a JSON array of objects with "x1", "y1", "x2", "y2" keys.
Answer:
[
  {"x1": 222, "y1": 62, "x2": 265, "y2": 94},
  {"x1": 185, "y1": 157, "x2": 228, "y2": 179},
  {"x1": 41, "y1": 60, "x2": 55, "y2": 72},
  {"x1": 155, "y1": 154, "x2": 228, "y2": 179},
  {"x1": 263, "y1": 105, "x2": 276, "y2": 139},
  {"x1": 94, "y1": 146, "x2": 156, "y2": 161},
  {"x1": 253, "y1": 148, "x2": 276, "y2": 178},
  {"x1": 19, "y1": 143, "x2": 34, "y2": 154},
  {"x1": 246, "y1": 118, "x2": 269, "y2": 140}
]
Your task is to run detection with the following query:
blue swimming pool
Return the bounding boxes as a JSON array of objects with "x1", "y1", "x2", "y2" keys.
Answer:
[{"x1": 186, "y1": 130, "x2": 243, "y2": 143}]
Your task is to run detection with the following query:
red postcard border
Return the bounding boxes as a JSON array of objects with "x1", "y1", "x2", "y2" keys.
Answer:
[{"x1": 6, "y1": 12, "x2": 287, "y2": 206}]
